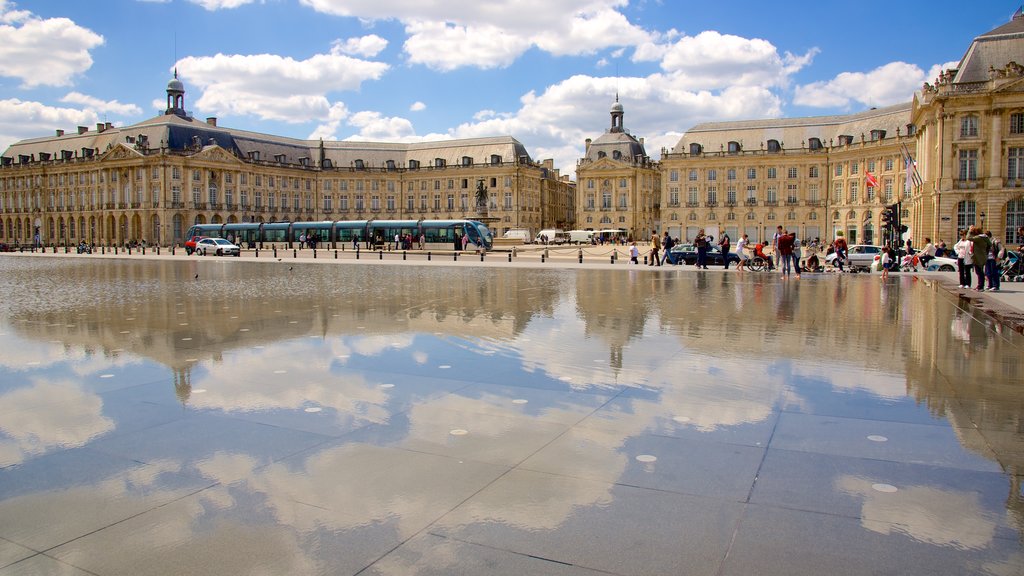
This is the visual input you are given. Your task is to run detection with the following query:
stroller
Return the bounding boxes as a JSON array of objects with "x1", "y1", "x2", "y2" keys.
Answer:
[{"x1": 1001, "y1": 250, "x2": 1023, "y2": 282}]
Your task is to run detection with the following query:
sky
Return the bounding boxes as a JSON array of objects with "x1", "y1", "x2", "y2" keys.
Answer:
[{"x1": 0, "y1": 1, "x2": 1016, "y2": 177}]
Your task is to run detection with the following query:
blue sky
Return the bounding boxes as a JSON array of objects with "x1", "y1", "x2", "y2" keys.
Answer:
[{"x1": 0, "y1": 0, "x2": 1015, "y2": 175}]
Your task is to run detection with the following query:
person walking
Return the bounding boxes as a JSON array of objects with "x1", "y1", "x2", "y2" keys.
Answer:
[
  {"x1": 718, "y1": 232, "x2": 731, "y2": 269},
  {"x1": 791, "y1": 234, "x2": 802, "y2": 276},
  {"x1": 880, "y1": 246, "x2": 892, "y2": 278},
  {"x1": 629, "y1": 242, "x2": 639, "y2": 264},
  {"x1": 649, "y1": 230, "x2": 660, "y2": 266},
  {"x1": 953, "y1": 231, "x2": 972, "y2": 288},
  {"x1": 967, "y1": 226, "x2": 991, "y2": 291},
  {"x1": 735, "y1": 234, "x2": 749, "y2": 271},
  {"x1": 660, "y1": 231, "x2": 674, "y2": 265}
]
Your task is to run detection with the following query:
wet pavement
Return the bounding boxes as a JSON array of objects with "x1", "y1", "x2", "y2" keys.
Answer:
[{"x1": 0, "y1": 255, "x2": 1022, "y2": 575}]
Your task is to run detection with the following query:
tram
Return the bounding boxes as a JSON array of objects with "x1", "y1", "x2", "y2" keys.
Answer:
[{"x1": 184, "y1": 219, "x2": 493, "y2": 251}]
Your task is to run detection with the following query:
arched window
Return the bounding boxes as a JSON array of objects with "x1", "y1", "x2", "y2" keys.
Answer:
[
  {"x1": 728, "y1": 141, "x2": 741, "y2": 153},
  {"x1": 1007, "y1": 197, "x2": 1024, "y2": 244},
  {"x1": 689, "y1": 143, "x2": 703, "y2": 155},
  {"x1": 809, "y1": 212, "x2": 818, "y2": 220},
  {"x1": 354, "y1": 159, "x2": 365, "y2": 170},
  {"x1": 808, "y1": 137, "x2": 822, "y2": 150},
  {"x1": 597, "y1": 151, "x2": 607, "y2": 159},
  {"x1": 767, "y1": 139, "x2": 781, "y2": 153},
  {"x1": 612, "y1": 150, "x2": 622, "y2": 160},
  {"x1": 956, "y1": 200, "x2": 976, "y2": 231}
]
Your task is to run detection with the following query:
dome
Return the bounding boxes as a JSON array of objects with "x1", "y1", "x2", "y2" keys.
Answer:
[
  {"x1": 610, "y1": 101, "x2": 624, "y2": 113},
  {"x1": 167, "y1": 77, "x2": 184, "y2": 93}
]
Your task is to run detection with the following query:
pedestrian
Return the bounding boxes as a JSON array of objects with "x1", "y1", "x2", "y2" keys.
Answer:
[
  {"x1": 462, "y1": 233, "x2": 470, "y2": 251},
  {"x1": 649, "y1": 229, "x2": 660, "y2": 266},
  {"x1": 986, "y1": 231, "x2": 1004, "y2": 291},
  {"x1": 967, "y1": 226, "x2": 991, "y2": 291},
  {"x1": 694, "y1": 228, "x2": 709, "y2": 269},
  {"x1": 418, "y1": 233, "x2": 425, "y2": 250},
  {"x1": 718, "y1": 232, "x2": 731, "y2": 269},
  {"x1": 791, "y1": 234, "x2": 802, "y2": 276},
  {"x1": 918, "y1": 237, "x2": 936, "y2": 267},
  {"x1": 772, "y1": 225, "x2": 784, "y2": 270},
  {"x1": 778, "y1": 228, "x2": 795, "y2": 276},
  {"x1": 832, "y1": 232, "x2": 848, "y2": 272},
  {"x1": 660, "y1": 231, "x2": 674, "y2": 265},
  {"x1": 629, "y1": 242, "x2": 639, "y2": 264},
  {"x1": 954, "y1": 230, "x2": 971, "y2": 288},
  {"x1": 880, "y1": 246, "x2": 892, "y2": 278},
  {"x1": 735, "y1": 233, "x2": 749, "y2": 271}
]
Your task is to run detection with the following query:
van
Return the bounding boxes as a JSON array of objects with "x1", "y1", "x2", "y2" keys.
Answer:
[
  {"x1": 502, "y1": 229, "x2": 531, "y2": 243},
  {"x1": 568, "y1": 230, "x2": 594, "y2": 245},
  {"x1": 535, "y1": 229, "x2": 568, "y2": 244}
]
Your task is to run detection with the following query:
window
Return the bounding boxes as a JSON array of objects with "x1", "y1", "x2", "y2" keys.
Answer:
[
  {"x1": 688, "y1": 170, "x2": 698, "y2": 181},
  {"x1": 959, "y1": 149, "x2": 978, "y2": 181},
  {"x1": 766, "y1": 185, "x2": 778, "y2": 204},
  {"x1": 727, "y1": 186, "x2": 737, "y2": 204},
  {"x1": 809, "y1": 166, "x2": 819, "y2": 178},
  {"x1": 669, "y1": 188, "x2": 679, "y2": 206},
  {"x1": 835, "y1": 164, "x2": 843, "y2": 177},
  {"x1": 669, "y1": 170, "x2": 679, "y2": 182},
  {"x1": 323, "y1": 194, "x2": 332, "y2": 211},
  {"x1": 746, "y1": 185, "x2": 756, "y2": 202},
  {"x1": 1007, "y1": 198, "x2": 1024, "y2": 245},
  {"x1": 851, "y1": 161, "x2": 859, "y2": 174},
  {"x1": 1008, "y1": 147, "x2": 1024, "y2": 180},
  {"x1": 849, "y1": 181, "x2": 858, "y2": 203},
  {"x1": 619, "y1": 178, "x2": 627, "y2": 188},
  {"x1": 808, "y1": 184, "x2": 819, "y2": 203},
  {"x1": 956, "y1": 200, "x2": 976, "y2": 230},
  {"x1": 706, "y1": 187, "x2": 717, "y2": 205},
  {"x1": 767, "y1": 167, "x2": 777, "y2": 179},
  {"x1": 787, "y1": 167, "x2": 797, "y2": 179},
  {"x1": 960, "y1": 115, "x2": 979, "y2": 138},
  {"x1": 747, "y1": 168, "x2": 756, "y2": 179},
  {"x1": 1011, "y1": 113, "x2": 1024, "y2": 135},
  {"x1": 727, "y1": 168, "x2": 736, "y2": 181},
  {"x1": 707, "y1": 169, "x2": 717, "y2": 181},
  {"x1": 885, "y1": 158, "x2": 894, "y2": 171}
]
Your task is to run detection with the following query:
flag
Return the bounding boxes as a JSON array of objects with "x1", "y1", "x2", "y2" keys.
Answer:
[
  {"x1": 899, "y1": 144, "x2": 923, "y2": 195},
  {"x1": 865, "y1": 171, "x2": 878, "y2": 188}
]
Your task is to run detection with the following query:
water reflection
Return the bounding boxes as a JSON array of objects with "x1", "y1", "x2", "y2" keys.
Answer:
[{"x1": 0, "y1": 256, "x2": 1022, "y2": 573}]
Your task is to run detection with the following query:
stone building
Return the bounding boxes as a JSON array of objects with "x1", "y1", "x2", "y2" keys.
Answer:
[
  {"x1": 661, "y1": 11, "x2": 1024, "y2": 248},
  {"x1": 910, "y1": 11, "x2": 1024, "y2": 245},
  {"x1": 0, "y1": 73, "x2": 574, "y2": 247},
  {"x1": 575, "y1": 97, "x2": 661, "y2": 240}
]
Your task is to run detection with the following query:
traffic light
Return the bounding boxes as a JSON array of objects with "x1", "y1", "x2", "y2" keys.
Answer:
[{"x1": 881, "y1": 206, "x2": 894, "y2": 230}]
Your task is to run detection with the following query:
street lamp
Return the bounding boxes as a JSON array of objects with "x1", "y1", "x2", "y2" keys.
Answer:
[{"x1": 980, "y1": 211, "x2": 986, "y2": 229}]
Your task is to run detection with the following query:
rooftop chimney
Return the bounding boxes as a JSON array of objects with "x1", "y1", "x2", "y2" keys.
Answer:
[
  {"x1": 206, "y1": 117, "x2": 217, "y2": 126},
  {"x1": 105, "y1": 122, "x2": 113, "y2": 130},
  {"x1": 56, "y1": 129, "x2": 64, "y2": 137},
  {"x1": 77, "y1": 126, "x2": 88, "y2": 135}
]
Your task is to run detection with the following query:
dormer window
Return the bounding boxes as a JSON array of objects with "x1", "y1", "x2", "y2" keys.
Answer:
[
  {"x1": 870, "y1": 130, "x2": 886, "y2": 141},
  {"x1": 409, "y1": 159, "x2": 420, "y2": 170},
  {"x1": 434, "y1": 158, "x2": 445, "y2": 168},
  {"x1": 490, "y1": 154, "x2": 501, "y2": 165},
  {"x1": 689, "y1": 143, "x2": 702, "y2": 155},
  {"x1": 386, "y1": 159, "x2": 396, "y2": 171},
  {"x1": 728, "y1": 141, "x2": 741, "y2": 154},
  {"x1": 354, "y1": 159, "x2": 365, "y2": 170},
  {"x1": 612, "y1": 150, "x2": 622, "y2": 160},
  {"x1": 461, "y1": 156, "x2": 473, "y2": 166},
  {"x1": 808, "y1": 137, "x2": 822, "y2": 150},
  {"x1": 767, "y1": 139, "x2": 781, "y2": 153}
]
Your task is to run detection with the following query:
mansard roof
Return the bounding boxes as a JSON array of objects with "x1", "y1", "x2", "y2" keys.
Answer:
[{"x1": 954, "y1": 12, "x2": 1024, "y2": 83}]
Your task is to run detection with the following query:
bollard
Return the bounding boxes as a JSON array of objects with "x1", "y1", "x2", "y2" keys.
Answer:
[
  {"x1": 128, "y1": 247, "x2": 132, "y2": 255},
  {"x1": 313, "y1": 249, "x2": 317, "y2": 259},
  {"x1": 643, "y1": 255, "x2": 647, "y2": 265},
  {"x1": 379, "y1": 250, "x2": 383, "y2": 260},
  {"x1": 480, "y1": 252, "x2": 485, "y2": 262},
  {"x1": 403, "y1": 251, "x2": 406, "y2": 261},
  {"x1": 142, "y1": 247, "x2": 146, "y2": 255},
  {"x1": 293, "y1": 249, "x2": 297, "y2": 258},
  {"x1": 356, "y1": 247, "x2": 360, "y2": 260},
  {"x1": 454, "y1": 252, "x2": 458, "y2": 261},
  {"x1": 115, "y1": 246, "x2": 118, "y2": 255},
  {"x1": 611, "y1": 254, "x2": 615, "y2": 264},
  {"x1": 428, "y1": 251, "x2": 431, "y2": 261},
  {"x1": 541, "y1": 253, "x2": 545, "y2": 263},
  {"x1": 578, "y1": 248, "x2": 583, "y2": 264},
  {"x1": 273, "y1": 247, "x2": 278, "y2": 258},
  {"x1": 157, "y1": 246, "x2": 160, "y2": 255},
  {"x1": 508, "y1": 253, "x2": 512, "y2": 262},
  {"x1": 334, "y1": 250, "x2": 338, "y2": 259},
  {"x1": 254, "y1": 248, "x2": 258, "y2": 258}
]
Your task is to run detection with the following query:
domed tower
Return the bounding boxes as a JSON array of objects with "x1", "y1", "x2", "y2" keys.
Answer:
[
  {"x1": 165, "y1": 68, "x2": 186, "y2": 117},
  {"x1": 610, "y1": 95, "x2": 624, "y2": 133}
]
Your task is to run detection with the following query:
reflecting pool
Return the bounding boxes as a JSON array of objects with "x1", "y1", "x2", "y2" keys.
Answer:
[{"x1": 0, "y1": 256, "x2": 1021, "y2": 576}]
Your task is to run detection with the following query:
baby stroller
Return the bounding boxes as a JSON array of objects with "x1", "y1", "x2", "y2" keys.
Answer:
[
  {"x1": 1001, "y1": 250, "x2": 1023, "y2": 282},
  {"x1": 898, "y1": 252, "x2": 920, "y2": 272}
]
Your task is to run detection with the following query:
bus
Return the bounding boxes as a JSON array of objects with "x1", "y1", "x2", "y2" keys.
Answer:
[{"x1": 184, "y1": 219, "x2": 493, "y2": 252}]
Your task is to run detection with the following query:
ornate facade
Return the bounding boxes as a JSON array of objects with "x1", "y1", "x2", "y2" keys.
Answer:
[
  {"x1": 0, "y1": 75, "x2": 575, "y2": 247},
  {"x1": 575, "y1": 98, "x2": 661, "y2": 240},
  {"x1": 910, "y1": 12, "x2": 1024, "y2": 245}
]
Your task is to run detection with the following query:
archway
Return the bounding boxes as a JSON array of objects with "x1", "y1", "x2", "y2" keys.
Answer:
[
  {"x1": 118, "y1": 214, "x2": 128, "y2": 245},
  {"x1": 106, "y1": 214, "x2": 116, "y2": 244}
]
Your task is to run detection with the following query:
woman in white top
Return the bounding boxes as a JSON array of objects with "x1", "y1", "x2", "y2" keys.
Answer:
[
  {"x1": 953, "y1": 231, "x2": 972, "y2": 288},
  {"x1": 735, "y1": 234, "x2": 750, "y2": 271}
]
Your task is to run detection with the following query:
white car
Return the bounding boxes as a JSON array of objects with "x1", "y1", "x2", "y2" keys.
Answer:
[
  {"x1": 925, "y1": 255, "x2": 957, "y2": 272},
  {"x1": 825, "y1": 244, "x2": 883, "y2": 270},
  {"x1": 194, "y1": 237, "x2": 241, "y2": 256}
]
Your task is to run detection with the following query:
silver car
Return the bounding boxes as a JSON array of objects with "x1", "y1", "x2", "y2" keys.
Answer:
[
  {"x1": 194, "y1": 237, "x2": 241, "y2": 257},
  {"x1": 825, "y1": 244, "x2": 883, "y2": 270}
]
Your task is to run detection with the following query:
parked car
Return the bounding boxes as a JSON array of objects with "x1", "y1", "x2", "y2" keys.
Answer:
[
  {"x1": 826, "y1": 244, "x2": 883, "y2": 270},
  {"x1": 194, "y1": 237, "x2": 240, "y2": 256},
  {"x1": 184, "y1": 235, "x2": 207, "y2": 255},
  {"x1": 925, "y1": 256, "x2": 957, "y2": 272},
  {"x1": 666, "y1": 244, "x2": 741, "y2": 266}
]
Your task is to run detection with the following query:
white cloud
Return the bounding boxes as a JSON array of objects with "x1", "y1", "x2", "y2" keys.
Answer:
[
  {"x1": 177, "y1": 47, "x2": 389, "y2": 122},
  {"x1": 300, "y1": 0, "x2": 652, "y2": 71},
  {"x1": 345, "y1": 110, "x2": 418, "y2": 141},
  {"x1": 409, "y1": 101, "x2": 426, "y2": 112},
  {"x1": 332, "y1": 34, "x2": 388, "y2": 57},
  {"x1": 187, "y1": 0, "x2": 258, "y2": 9},
  {"x1": 0, "y1": 98, "x2": 98, "y2": 153},
  {"x1": 308, "y1": 102, "x2": 350, "y2": 140},
  {"x1": 0, "y1": 2, "x2": 103, "y2": 87},
  {"x1": 793, "y1": 60, "x2": 952, "y2": 110},
  {"x1": 60, "y1": 92, "x2": 143, "y2": 116},
  {"x1": 657, "y1": 31, "x2": 814, "y2": 90}
]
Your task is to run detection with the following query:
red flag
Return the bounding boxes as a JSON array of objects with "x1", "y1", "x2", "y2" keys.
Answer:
[{"x1": 865, "y1": 171, "x2": 879, "y2": 188}]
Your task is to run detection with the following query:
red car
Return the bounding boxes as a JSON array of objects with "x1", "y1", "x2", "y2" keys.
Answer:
[{"x1": 184, "y1": 235, "x2": 207, "y2": 255}]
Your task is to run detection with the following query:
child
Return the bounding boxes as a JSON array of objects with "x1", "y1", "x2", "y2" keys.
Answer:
[
  {"x1": 880, "y1": 246, "x2": 892, "y2": 278},
  {"x1": 629, "y1": 242, "x2": 639, "y2": 264}
]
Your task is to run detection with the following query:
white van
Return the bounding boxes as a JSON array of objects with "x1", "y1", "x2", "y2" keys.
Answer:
[
  {"x1": 502, "y1": 229, "x2": 531, "y2": 243},
  {"x1": 535, "y1": 229, "x2": 568, "y2": 244},
  {"x1": 568, "y1": 230, "x2": 594, "y2": 245}
]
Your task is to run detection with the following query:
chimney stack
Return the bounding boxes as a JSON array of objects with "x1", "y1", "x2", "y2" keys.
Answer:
[
  {"x1": 206, "y1": 117, "x2": 217, "y2": 126},
  {"x1": 77, "y1": 126, "x2": 88, "y2": 135},
  {"x1": 56, "y1": 129, "x2": 64, "y2": 137}
]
